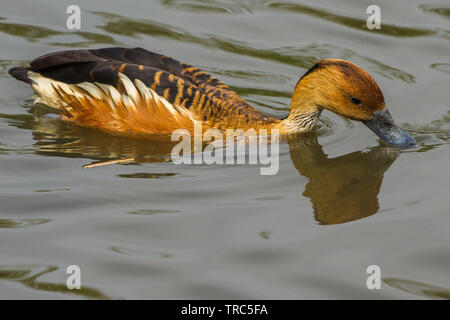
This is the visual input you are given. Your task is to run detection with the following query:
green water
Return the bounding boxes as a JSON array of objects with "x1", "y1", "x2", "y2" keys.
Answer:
[{"x1": 0, "y1": 0, "x2": 449, "y2": 299}]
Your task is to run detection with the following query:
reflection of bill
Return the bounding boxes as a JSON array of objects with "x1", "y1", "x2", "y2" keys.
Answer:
[{"x1": 288, "y1": 135, "x2": 399, "y2": 225}]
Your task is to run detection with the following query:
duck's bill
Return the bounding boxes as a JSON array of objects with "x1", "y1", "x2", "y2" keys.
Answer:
[{"x1": 363, "y1": 109, "x2": 416, "y2": 148}]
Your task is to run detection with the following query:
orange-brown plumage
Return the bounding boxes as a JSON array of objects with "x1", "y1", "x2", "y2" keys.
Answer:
[{"x1": 8, "y1": 48, "x2": 415, "y2": 147}]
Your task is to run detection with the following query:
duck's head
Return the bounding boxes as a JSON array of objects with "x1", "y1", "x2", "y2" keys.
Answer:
[{"x1": 289, "y1": 59, "x2": 415, "y2": 148}]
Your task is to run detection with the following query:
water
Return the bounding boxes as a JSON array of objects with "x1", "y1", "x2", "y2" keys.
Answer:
[{"x1": 0, "y1": 0, "x2": 449, "y2": 299}]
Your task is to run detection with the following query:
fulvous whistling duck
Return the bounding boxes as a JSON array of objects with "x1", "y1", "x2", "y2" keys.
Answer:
[{"x1": 9, "y1": 47, "x2": 415, "y2": 147}]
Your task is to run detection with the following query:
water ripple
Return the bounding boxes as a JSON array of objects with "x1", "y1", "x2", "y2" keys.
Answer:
[
  {"x1": 404, "y1": 112, "x2": 450, "y2": 144},
  {"x1": 159, "y1": 1, "x2": 440, "y2": 38},
  {"x1": 420, "y1": 4, "x2": 450, "y2": 20},
  {"x1": 161, "y1": 0, "x2": 254, "y2": 14},
  {"x1": 93, "y1": 12, "x2": 416, "y2": 83},
  {"x1": 207, "y1": 68, "x2": 292, "y2": 84},
  {"x1": 0, "y1": 17, "x2": 117, "y2": 46},
  {"x1": 430, "y1": 63, "x2": 450, "y2": 75},
  {"x1": 128, "y1": 209, "x2": 180, "y2": 215},
  {"x1": 0, "y1": 218, "x2": 50, "y2": 228},
  {"x1": 384, "y1": 278, "x2": 450, "y2": 299},
  {"x1": 265, "y1": 2, "x2": 438, "y2": 38}
]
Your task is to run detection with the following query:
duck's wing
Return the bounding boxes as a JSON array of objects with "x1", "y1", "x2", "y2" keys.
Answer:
[
  {"x1": 10, "y1": 47, "x2": 265, "y2": 134},
  {"x1": 29, "y1": 47, "x2": 234, "y2": 94}
]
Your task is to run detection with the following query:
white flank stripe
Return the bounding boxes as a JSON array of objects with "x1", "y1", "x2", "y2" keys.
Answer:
[
  {"x1": 118, "y1": 73, "x2": 139, "y2": 106},
  {"x1": 76, "y1": 82, "x2": 104, "y2": 100}
]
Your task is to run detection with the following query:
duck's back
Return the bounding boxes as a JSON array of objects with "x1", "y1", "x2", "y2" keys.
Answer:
[{"x1": 10, "y1": 47, "x2": 271, "y2": 135}]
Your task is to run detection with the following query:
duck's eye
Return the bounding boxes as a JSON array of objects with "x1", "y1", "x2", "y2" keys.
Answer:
[{"x1": 351, "y1": 97, "x2": 362, "y2": 105}]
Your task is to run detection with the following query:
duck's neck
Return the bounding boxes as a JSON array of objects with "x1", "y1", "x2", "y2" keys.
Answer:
[
  {"x1": 232, "y1": 82, "x2": 323, "y2": 134},
  {"x1": 281, "y1": 109, "x2": 322, "y2": 133},
  {"x1": 278, "y1": 85, "x2": 322, "y2": 134}
]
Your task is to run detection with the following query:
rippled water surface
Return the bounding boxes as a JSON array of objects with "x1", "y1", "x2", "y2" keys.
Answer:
[{"x1": 0, "y1": 0, "x2": 449, "y2": 299}]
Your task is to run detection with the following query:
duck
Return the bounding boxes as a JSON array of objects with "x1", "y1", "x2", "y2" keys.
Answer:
[{"x1": 9, "y1": 47, "x2": 415, "y2": 147}]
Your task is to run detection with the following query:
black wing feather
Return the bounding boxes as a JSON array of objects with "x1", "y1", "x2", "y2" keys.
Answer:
[
  {"x1": 23, "y1": 47, "x2": 228, "y2": 90},
  {"x1": 9, "y1": 47, "x2": 241, "y2": 114}
]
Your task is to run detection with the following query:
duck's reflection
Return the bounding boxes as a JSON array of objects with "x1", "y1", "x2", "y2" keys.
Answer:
[
  {"x1": 2, "y1": 109, "x2": 399, "y2": 224},
  {"x1": 288, "y1": 135, "x2": 399, "y2": 224},
  {"x1": 3, "y1": 109, "x2": 177, "y2": 163}
]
